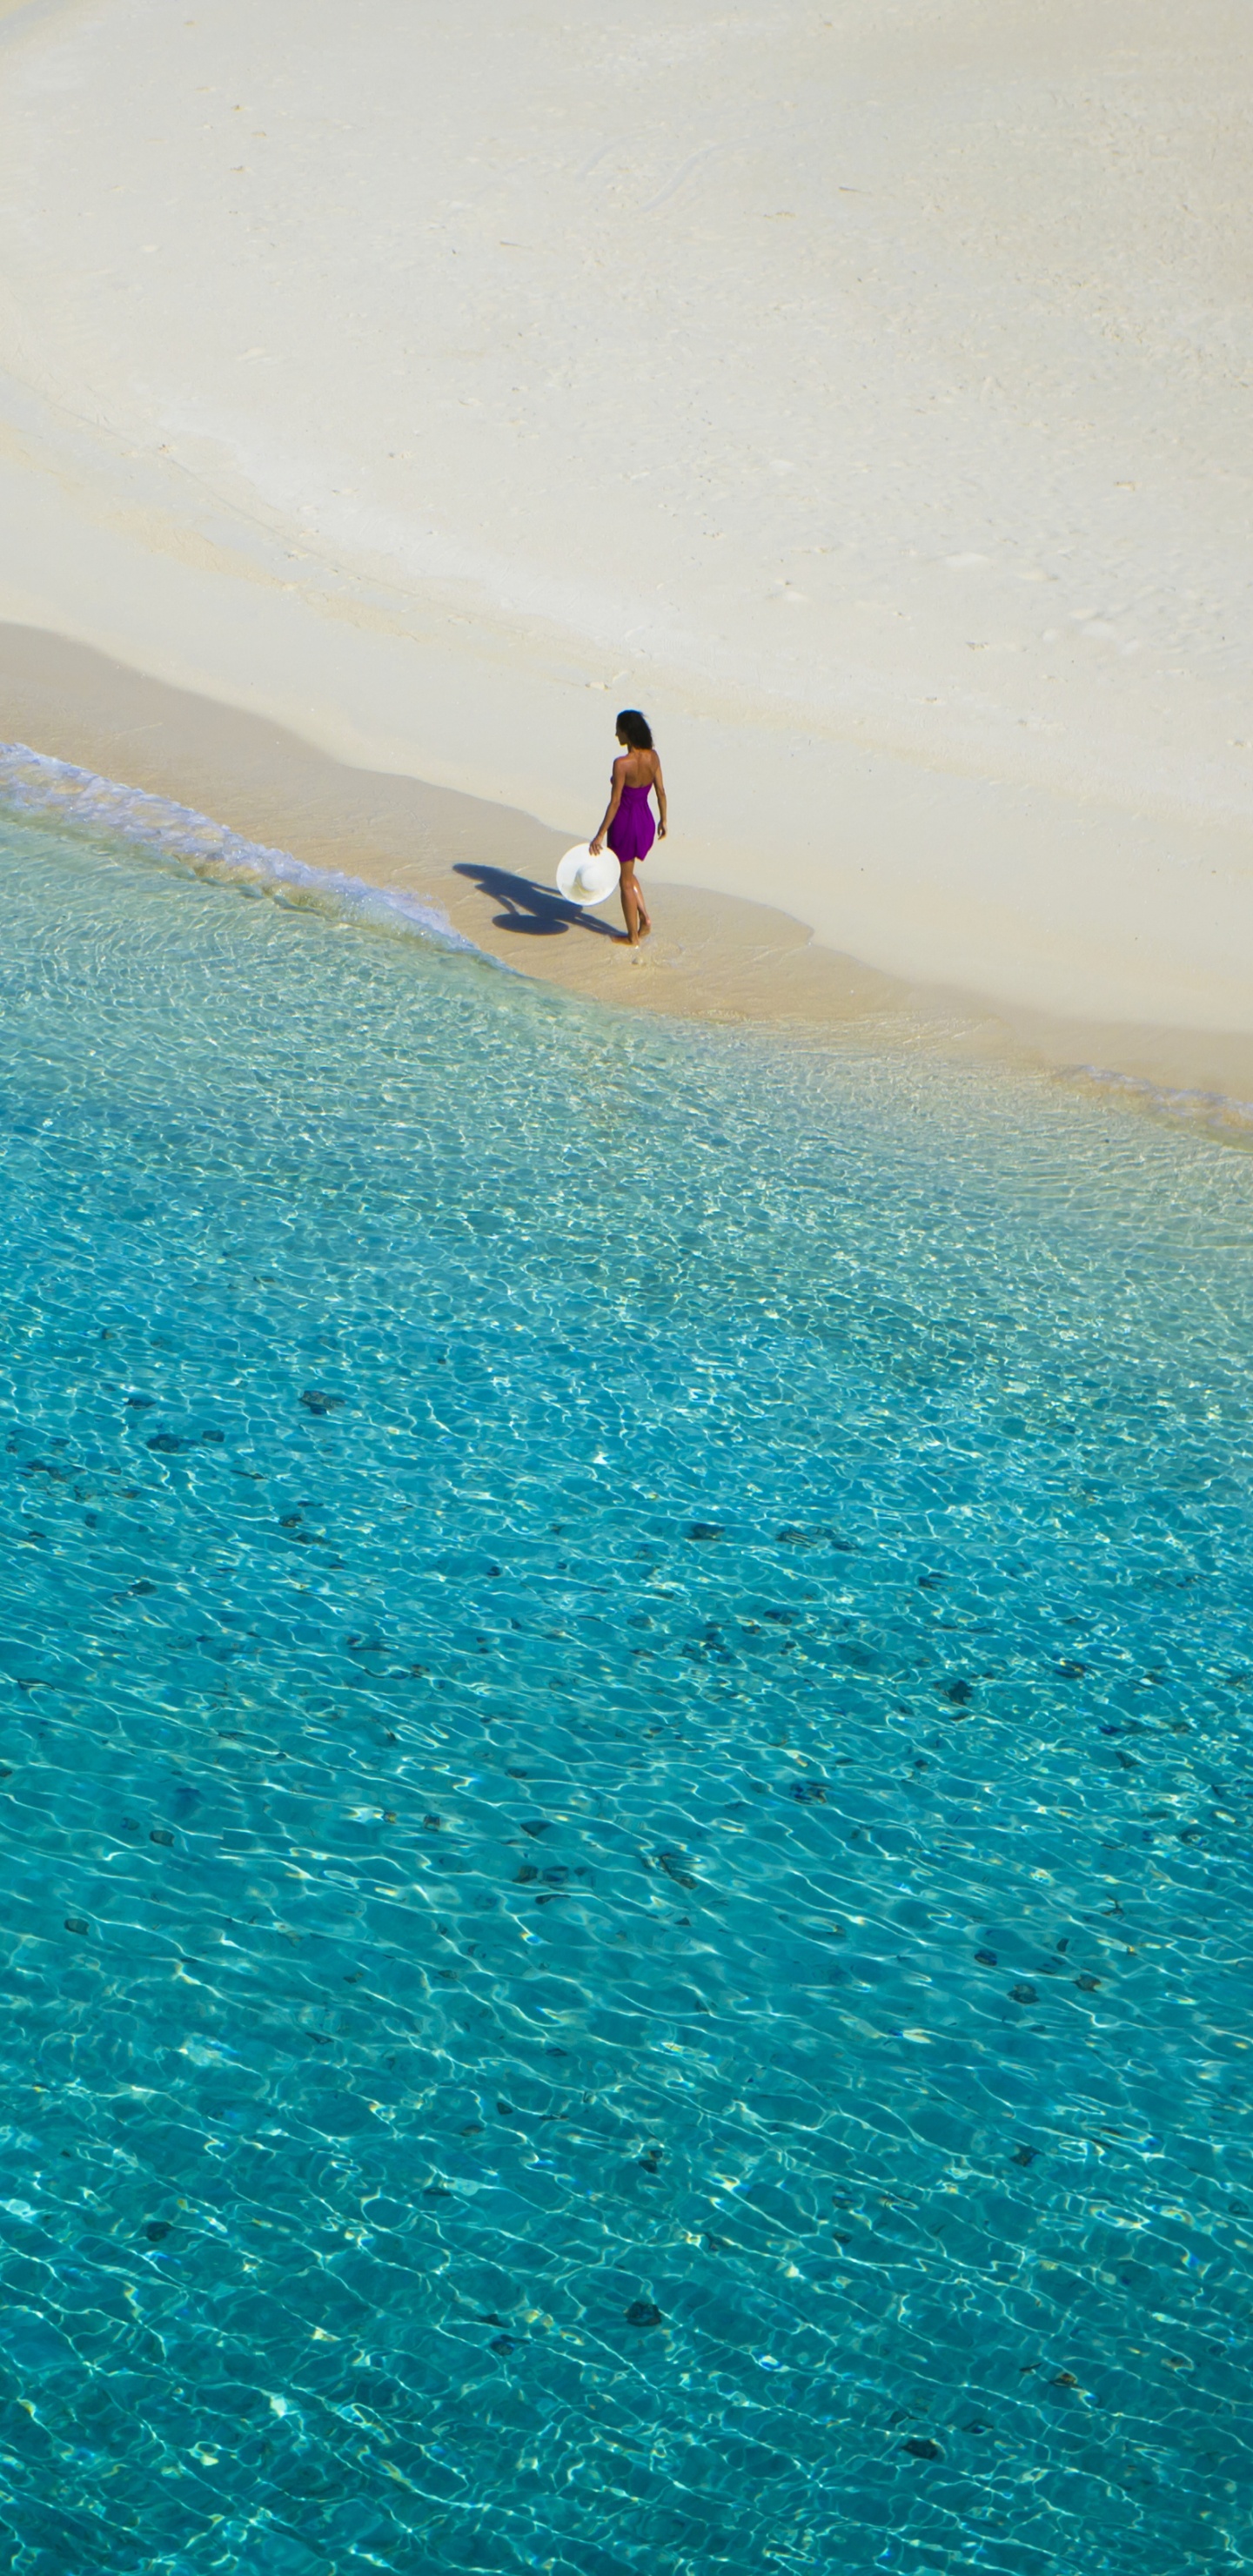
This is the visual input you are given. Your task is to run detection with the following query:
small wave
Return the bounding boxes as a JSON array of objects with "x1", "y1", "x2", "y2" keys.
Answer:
[
  {"x1": 0, "y1": 739, "x2": 486, "y2": 956},
  {"x1": 1064, "y1": 1059, "x2": 1253, "y2": 1144}
]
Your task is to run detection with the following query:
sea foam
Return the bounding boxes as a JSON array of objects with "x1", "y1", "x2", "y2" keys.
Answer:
[{"x1": 0, "y1": 738, "x2": 486, "y2": 955}]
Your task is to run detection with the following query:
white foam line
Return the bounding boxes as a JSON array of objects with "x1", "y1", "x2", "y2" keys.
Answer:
[
  {"x1": 0, "y1": 739, "x2": 491, "y2": 958},
  {"x1": 1067, "y1": 1060, "x2": 1253, "y2": 1134}
]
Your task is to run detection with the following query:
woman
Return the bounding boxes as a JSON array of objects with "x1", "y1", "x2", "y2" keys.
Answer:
[{"x1": 590, "y1": 709, "x2": 667, "y2": 946}]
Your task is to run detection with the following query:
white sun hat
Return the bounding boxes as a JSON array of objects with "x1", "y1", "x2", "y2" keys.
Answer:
[{"x1": 556, "y1": 842, "x2": 619, "y2": 907}]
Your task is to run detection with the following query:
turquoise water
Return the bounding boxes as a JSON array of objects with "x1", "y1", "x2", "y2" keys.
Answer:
[{"x1": 1, "y1": 801, "x2": 1251, "y2": 2576}]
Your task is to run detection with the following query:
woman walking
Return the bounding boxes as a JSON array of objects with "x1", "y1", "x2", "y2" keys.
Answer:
[{"x1": 590, "y1": 709, "x2": 667, "y2": 946}]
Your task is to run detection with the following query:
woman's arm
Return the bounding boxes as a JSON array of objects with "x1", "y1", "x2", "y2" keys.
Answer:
[
  {"x1": 589, "y1": 757, "x2": 627, "y2": 855},
  {"x1": 653, "y1": 755, "x2": 667, "y2": 838}
]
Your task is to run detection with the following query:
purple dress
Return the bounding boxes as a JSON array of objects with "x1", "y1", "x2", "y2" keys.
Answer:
[{"x1": 607, "y1": 781, "x2": 656, "y2": 864}]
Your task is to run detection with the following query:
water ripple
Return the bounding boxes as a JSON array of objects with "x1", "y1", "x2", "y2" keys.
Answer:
[{"x1": 0, "y1": 806, "x2": 1250, "y2": 2573}]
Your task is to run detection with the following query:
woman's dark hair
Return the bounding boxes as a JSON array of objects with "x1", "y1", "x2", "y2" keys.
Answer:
[{"x1": 615, "y1": 708, "x2": 653, "y2": 751}]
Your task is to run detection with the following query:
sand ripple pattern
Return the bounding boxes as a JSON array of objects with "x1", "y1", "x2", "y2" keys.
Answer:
[{"x1": 0, "y1": 805, "x2": 1250, "y2": 2575}]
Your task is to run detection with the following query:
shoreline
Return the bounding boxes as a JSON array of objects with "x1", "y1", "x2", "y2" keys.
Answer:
[
  {"x1": 4, "y1": 619, "x2": 1253, "y2": 1125},
  {"x1": 2, "y1": 1, "x2": 1252, "y2": 1045}
]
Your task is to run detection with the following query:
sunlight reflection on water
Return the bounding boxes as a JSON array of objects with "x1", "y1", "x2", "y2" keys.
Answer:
[{"x1": 1, "y1": 805, "x2": 1250, "y2": 2576}]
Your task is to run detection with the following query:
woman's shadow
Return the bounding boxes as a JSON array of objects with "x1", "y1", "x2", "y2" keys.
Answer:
[{"x1": 453, "y1": 861, "x2": 620, "y2": 940}]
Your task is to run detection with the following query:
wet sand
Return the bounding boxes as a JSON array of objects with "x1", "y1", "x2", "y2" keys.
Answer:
[
  {"x1": 4, "y1": 620, "x2": 1253, "y2": 1124},
  {"x1": 2, "y1": 1, "x2": 1252, "y2": 1042}
]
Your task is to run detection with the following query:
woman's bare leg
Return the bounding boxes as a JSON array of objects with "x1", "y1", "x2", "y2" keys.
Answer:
[
  {"x1": 619, "y1": 863, "x2": 643, "y2": 944},
  {"x1": 618, "y1": 863, "x2": 651, "y2": 944}
]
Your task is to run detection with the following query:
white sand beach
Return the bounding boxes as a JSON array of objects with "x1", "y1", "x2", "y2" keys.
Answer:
[{"x1": 1, "y1": 0, "x2": 1251, "y2": 1035}]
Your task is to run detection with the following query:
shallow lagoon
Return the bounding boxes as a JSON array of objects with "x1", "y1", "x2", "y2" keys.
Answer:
[{"x1": 1, "y1": 808, "x2": 1250, "y2": 2576}]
